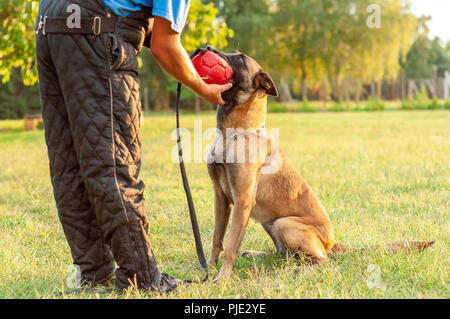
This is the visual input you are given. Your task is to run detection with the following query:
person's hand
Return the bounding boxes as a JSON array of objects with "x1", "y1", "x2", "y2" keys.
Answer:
[
  {"x1": 150, "y1": 17, "x2": 232, "y2": 105},
  {"x1": 198, "y1": 82, "x2": 233, "y2": 105}
]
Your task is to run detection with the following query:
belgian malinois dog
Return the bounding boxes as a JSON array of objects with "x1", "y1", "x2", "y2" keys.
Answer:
[{"x1": 204, "y1": 46, "x2": 434, "y2": 282}]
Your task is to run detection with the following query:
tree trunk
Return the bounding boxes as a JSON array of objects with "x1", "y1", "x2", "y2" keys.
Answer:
[
  {"x1": 195, "y1": 95, "x2": 200, "y2": 113},
  {"x1": 408, "y1": 80, "x2": 418, "y2": 98},
  {"x1": 444, "y1": 71, "x2": 450, "y2": 100},
  {"x1": 371, "y1": 73, "x2": 376, "y2": 99},
  {"x1": 376, "y1": 81, "x2": 382, "y2": 99},
  {"x1": 279, "y1": 78, "x2": 293, "y2": 102},
  {"x1": 322, "y1": 36, "x2": 338, "y2": 101},
  {"x1": 326, "y1": 74, "x2": 338, "y2": 101},
  {"x1": 391, "y1": 82, "x2": 396, "y2": 100},
  {"x1": 322, "y1": 77, "x2": 327, "y2": 111},
  {"x1": 300, "y1": 62, "x2": 308, "y2": 101},
  {"x1": 344, "y1": 75, "x2": 350, "y2": 103},
  {"x1": 401, "y1": 69, "x2": 406, "y2": 100},
  {"x1": 13, "y1": 68, "x2": 24, "y2": 101},
  {"x1": 301, "y1": 76, "x2": 308, "y2": 101},
  {"x1": 433, "y1": 66, "x2": 438, "y2": 98},
  {"x1": 355, "y1": 78, "x2": 361, "y2": 103},
  {"x1": 143, "y1": 88, "x2": 149, "y2": 113}
]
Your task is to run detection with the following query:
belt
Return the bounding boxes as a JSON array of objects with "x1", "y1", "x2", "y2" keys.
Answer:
[{"x1": 36, "y1": 15, "x2": 118, "y2": 35}]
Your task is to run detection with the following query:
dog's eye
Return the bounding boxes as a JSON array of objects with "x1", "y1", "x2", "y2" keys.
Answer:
[{"x1": 238, "y1": 55, "x2": 245, "y2": 64}]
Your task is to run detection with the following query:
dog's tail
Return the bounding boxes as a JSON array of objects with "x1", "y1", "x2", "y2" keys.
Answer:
[{"x1": 330, "y1": 240, "x2": 435, "y2": 255}]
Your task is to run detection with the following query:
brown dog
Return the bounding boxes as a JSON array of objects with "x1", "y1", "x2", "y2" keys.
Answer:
[{"x1": 204, "y1": 47, "x2": 434, "y2": 282}]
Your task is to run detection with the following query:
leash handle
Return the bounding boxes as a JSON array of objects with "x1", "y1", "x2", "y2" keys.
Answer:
[{"x1": 175, "y1": 82, "x2": 209, "y2": 282}]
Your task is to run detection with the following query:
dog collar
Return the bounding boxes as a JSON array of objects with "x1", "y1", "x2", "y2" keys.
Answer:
[{"x1": 225, "y1": 122, "x2": 267, "y2": 140}]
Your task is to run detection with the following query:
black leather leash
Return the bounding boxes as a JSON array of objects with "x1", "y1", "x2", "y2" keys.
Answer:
[{"x1": 175, "y1": 82, "x2": 209, "y2": 282}]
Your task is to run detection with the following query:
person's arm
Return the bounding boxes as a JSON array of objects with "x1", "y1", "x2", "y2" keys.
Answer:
[{"x1": 150, "y1": 16, "x2": 232, "y2": 105}]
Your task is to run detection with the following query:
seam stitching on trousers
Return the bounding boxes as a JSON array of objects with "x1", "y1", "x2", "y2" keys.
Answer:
[
  {"x1": 130, "y1": 222, "x2": 147, "y2": 286},
  {"x1": 104, "y1": 35, "x2": 150, "y2": 289},
  {"x1": 107, "y1": 76, "x2": 129, "y2": 223},
  {"x1": 105, "y1": 36, "x2": 143, "y2": 288}
]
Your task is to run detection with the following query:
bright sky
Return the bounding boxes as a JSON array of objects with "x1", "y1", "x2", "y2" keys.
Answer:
[{"x1": 409, "y1": 0, "x2": 450, "y2": 41}]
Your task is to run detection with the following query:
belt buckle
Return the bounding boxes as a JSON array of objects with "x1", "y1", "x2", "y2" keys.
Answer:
[
  {"x1": 35, "y1": 15, "x2": 43, "y2": 34},
  {"x1": 36, "y1": 15, "x2": 48, "y2": 35},
  {"x1": 92, "y1": 16, "x2": 101, "y2": 35}
]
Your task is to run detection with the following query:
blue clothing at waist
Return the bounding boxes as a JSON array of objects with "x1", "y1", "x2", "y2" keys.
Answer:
[{"x1": 103, "y1": 0, "x2": 190, "y2": 33}]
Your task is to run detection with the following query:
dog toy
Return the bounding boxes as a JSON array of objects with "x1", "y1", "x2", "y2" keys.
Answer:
[{"x1": 192, "y1": 50, "x2": 233, "y2": 85}]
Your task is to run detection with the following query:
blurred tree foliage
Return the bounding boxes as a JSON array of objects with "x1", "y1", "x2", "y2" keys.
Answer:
[
  {"x1": 217, "y1": 0, "x2": 419, "y2": 100},
  {"x1": 0, "y1": 0, "x2": 232, "y2": 118},
  {"x1": 402, "y1": 36, "x2": 450, "y2": 78},
  {"x1": 0, "y1": 0, "x2": 449, "y2": 118},
  {"x1": 213, "y1": 0, "x2": 449, "y2": 101},
  {"x1": 0, "y1": 0, "x2": 39, "y2": 86},
  {"x1": 0, "y1": 69, "x2": 40, "y2": 119}
]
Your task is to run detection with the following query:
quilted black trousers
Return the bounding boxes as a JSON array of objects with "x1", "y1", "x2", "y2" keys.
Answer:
[{"x1": 36, "y1": 0, "x2": 165, "y2": 291}]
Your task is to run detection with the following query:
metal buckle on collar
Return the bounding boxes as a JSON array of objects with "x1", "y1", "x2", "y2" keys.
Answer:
[
  {"x1": 36, "y1": 15, "x2": 48, "y2": 35},
  {"x1": 92, "y1": 16, "x2": 101, "y2": 35}
]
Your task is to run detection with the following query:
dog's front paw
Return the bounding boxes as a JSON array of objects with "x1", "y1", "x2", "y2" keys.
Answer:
[
  {"x1": 213, "y1": 267, "x2": 232, "y2": 283},
  {"x1": 208, "y1": 256, "x2": 219, "y2": 266}
]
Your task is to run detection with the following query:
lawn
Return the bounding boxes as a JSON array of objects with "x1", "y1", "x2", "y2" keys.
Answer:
[{"x1": 0, "y1": 111, "x2": 448, "y2": 299}]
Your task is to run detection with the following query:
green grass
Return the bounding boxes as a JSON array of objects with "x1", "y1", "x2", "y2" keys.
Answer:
[
  {"x1": 268, "y1": 99, "x2": 450, "y2": 113},
  {"x1": 0, "y1": 111, "x2": 449, "y2": 299}
]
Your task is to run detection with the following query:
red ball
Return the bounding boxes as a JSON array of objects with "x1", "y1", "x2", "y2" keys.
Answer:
[{"x1": 192, "y1": 51, "x2": 233, "y2": 85}]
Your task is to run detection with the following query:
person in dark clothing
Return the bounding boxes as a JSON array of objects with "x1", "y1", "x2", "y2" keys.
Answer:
[{"x1": 35, "y1": 0, "x2": 231, "y2": 292}]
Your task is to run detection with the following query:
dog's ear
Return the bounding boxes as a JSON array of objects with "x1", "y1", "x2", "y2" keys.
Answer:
[{"x1": 254, "y1": 71, "x2": 278, "y2": 97}]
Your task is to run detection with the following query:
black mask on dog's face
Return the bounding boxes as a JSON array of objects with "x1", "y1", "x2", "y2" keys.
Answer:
[{"x1": 203, "y1": 46, "x2": 278, "y2": 107}]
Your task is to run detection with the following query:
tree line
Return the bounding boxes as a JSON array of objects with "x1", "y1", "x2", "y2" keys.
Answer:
[{"x1": 205, "y1": 0, "x2": 449, "y2": 104}]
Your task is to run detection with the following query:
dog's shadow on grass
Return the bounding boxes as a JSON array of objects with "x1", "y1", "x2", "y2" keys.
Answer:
[
  {"x1": 224, "y1": 250, "x2": 326, "y2": 280},
  {"x1": 225, "y1": 249, "x2": 370, "y2": 281}
]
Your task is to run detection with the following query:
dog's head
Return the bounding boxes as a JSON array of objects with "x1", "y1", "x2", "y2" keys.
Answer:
[{"x1": 196, "y1": 46, "x2": 278, "y2": 107}]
